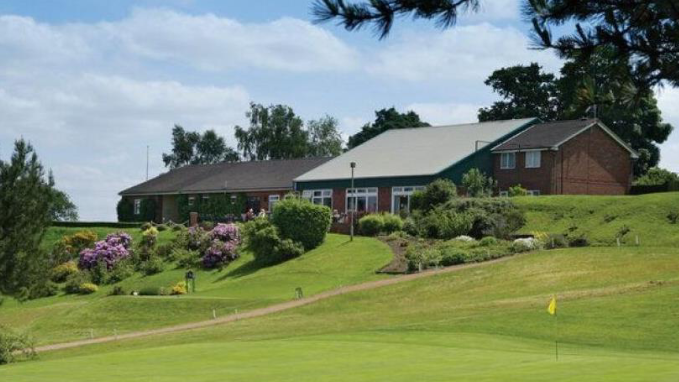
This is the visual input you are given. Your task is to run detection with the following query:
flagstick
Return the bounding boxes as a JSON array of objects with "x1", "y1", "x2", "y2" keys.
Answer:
[{"x1": 555, "y1": 310, "x2": 559, "y2": 361}]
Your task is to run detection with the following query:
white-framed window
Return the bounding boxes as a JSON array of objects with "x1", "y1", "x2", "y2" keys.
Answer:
[
  {"x1": 133, "y1": 199, "x2": 141, "y2": 215},
  {"x1": 230, "y1": 195, "x2": 237, "y2": 204},
  {"x1": 527, "y1": 190, "x2": 541, "y2": 196},
  {"x1": 499, "y1": 191, "x2": 509, "y2": 197},
  {"x1": 268, "y1": 194, "x2": 280, "y2": 212},
  {"x1": 500, "y1": 152, "x2": 516, "y2": 169},
  {"x1": 391, "y1": 186, "x2": 425, "y2": 214},
  {"x1": 346, "y1": 188, "x2": 378, "y2": 213},
  {"x1": 302, "y1": 189, "x2": 332, "y2": 208},
  {"x1": 188, "y1": 196, "x2": 195, "y2": 206},
  {"x1": 525, "y1": 150, "x2": 541, "y2": 168},
  {"x1": 202, "y1": 195, "x2": 210, "y2": 203}
]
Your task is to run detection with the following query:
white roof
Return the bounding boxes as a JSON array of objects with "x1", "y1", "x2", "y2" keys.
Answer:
[{"x1": 295, "y1": 118, "x2": 536, "y2": 182}]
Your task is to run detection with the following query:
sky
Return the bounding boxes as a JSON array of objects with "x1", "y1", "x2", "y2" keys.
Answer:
[{"x1": 1, "y1": 0, "x2": 678, "y2": 221}]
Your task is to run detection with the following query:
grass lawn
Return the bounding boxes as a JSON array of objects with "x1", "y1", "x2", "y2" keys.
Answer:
[
  {"x1": 514, "y1": 192, "x2": 679, "y2": 246},
  {"x1": 0, "y1": 233, "x2": 393, "y2": 345},
  {"x1": 2, "y1": 245, "x2": 677, "y2": 381}
]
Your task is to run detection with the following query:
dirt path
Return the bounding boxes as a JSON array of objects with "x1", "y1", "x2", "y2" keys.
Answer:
[{"x1": 35, "y1": 256, "x2": 515, "y2": 353}]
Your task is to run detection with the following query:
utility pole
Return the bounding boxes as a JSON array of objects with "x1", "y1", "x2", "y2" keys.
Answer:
[
  {"x1": 350, "y1": 162, "x2": 356, "y2": 242},
  {"x1": 146, "y1": 145, "x2": 149, "y2": 180}
]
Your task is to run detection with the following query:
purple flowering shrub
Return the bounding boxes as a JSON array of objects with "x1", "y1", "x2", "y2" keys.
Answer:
[
  {"x1": 200, "y1": 224, "x2": 241, "y2": 268},
  {"x1": 78, "y1": 232, "x2": 132, "y2": 270}
]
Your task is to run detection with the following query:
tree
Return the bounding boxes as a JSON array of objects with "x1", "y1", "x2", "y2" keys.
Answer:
[
  {"x1": 478, "y1": 53, "x2": 673, "y2": 174},
  {"x1": 312, "y1": 0, "x2": 479, "y2": 39},
  {"x1": 235, "y1": 103, "x2": 309, "y2": 160},
  {"x1": 162, "y1": 125, "x2": 239, "y2": 169},
  {"x1": 461, "y1": 168, "x2": 496, "y2": 197},
  {"x1": 348, "y1": 107, "x2": 430, "y2": 149},
  {"x1": 307, "y1": 116, "x2": 344, "y2": 157},
  {"x1": 314, "y1": 1, "x2": 679, "y2": 88},
  {"x1": 478, "y1": 63, "x2": 561, "y2": 122},
  {"x1": 526, "y1": 0, "x2": 679, "y2": 88},
  {"x1": 410, "y1": 179, "x2": 457, "y2": 212},
  {"x1": 633, "y1": 167, "x2": 679, "y2": 186},
  {"x1": 49, "y1": 187, "x2": 78, "y2": 222},
  {"x1": 0, "y1": 140, "x2": 54, "y2": 297}
]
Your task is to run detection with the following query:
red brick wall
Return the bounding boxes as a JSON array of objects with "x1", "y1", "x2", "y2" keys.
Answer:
[
  {"x1": 378, "y1": 187, "x2": 391, "y2": 213},
  {"x1": 333, "y1": 188, "x2": 346, "y2": 212},
  {"x1": 494, "y1": 125, "x2": 633, "y2": 195},
  {"x1": 494, "y1": 151, "x2": 556, "y2": 195},
  {"x1": 557, "y1": 125, "x2": 632, "y2": 195}
]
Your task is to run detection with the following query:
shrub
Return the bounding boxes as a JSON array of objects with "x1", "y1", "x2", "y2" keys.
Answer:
[
  {"x1": 109, "y1": 286, "x2": 126, "y2": 296},
  {"x1": 157, "y1": 224, "x2": 168, "y2": 232},
  {"x1": 63, "y1": 271, "x2": 91, "y2": 294},
  {"x1": 568, "y1": 234, "x2": 590, "y2": 247},
  {"x1": 617, "y1": 225, "x2": 631, "y2": 238},
  {"x1": 405, "y1": 246, "x2": 442, "y2": 271},
  {"x1": 172, "y1": 223, "x2": 186, "y2": 231},
  {"x1": 382, "y1": 214, "x2": 404, "y2": 233},
  {"x1": 439, "y1": 246, "x2": 468, "y2": 266},
  {"x1": 140, "y1": 222, "x2": 154, "y2": 231},
  {"x1": 210, "y1": 223, "x2": 241, "y2": 244},
  {"x1": 511, "y1": 238, "x2": 541, "y2": 253},
  {"x1": 508, "y1": 184, "x2": 528, "y2": 197},
  {"x1": 62, "y1": 230, "x2": 98, "y2": 256},
  {"x1": 154, "y1": 242, "x2": 175, "y2": 259},
  {"x1": 27, "y1": 281, "x2": 59, "y2": 299},
  {"x1": 402, "y1": 217, "x2": 420, "y2": 236},
  {"x1": 171, "y1": 282, "x2": 187, "y2": 295},
  {"x1": 0, "y1": 326, "x2": 35, "y2": 365},
  {"x1": 103, "y1": 259, "x2": 134, "y2": 284},
  {"x1": 242, "y1": 218, "x2": 304, "y2": 265},
  {"x1": 78, "y1": 232, "x2": 132, "y2": 270},
  {"x1": 202, "y1": 240, "x2": 239, "y2": 268},
  {"x1": 51, "y1": 261, "x2": 79, "y2": 283},
  {"x1": 77, "y1": 283, "x2": 98, "y2": 294},
  {"x1": 452, "y1": 235, "x2": 475, "y2": 242},
  {"x1": 173, "y1": 248, "x2": 202, "y2": 269},
  {"x1": 141, "y1": 257, "x2": 165, "y2": 275},
  {"x1": 461, "y1": 168, "x2": 496, "y2": 197},
  {"x1": 445, "y1": 198, "x2": 526, "y2": 239},
  {"x1": 479, "y1": 237, "x2": 498, "y2": 246},
  {"x1": 138, "y1": 286, "x2": 164, "y2": 296},
  {"x1": 545, "y1": 234, "x2": 568, "y2": 249},
  {"x1": 411, "y1": 179, "x2": 457, "y2": 211},
  {"x1": 359, "y1": 214, "x2": 384, "y2": 236},
  {"x1": 418, "y1": 208, "x2": 473, "y2": 239},
  {"x1": 272, "y1": 197, "x2": 331, "y2": 251}
]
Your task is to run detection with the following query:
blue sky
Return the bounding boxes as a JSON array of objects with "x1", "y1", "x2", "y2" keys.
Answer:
[{"x1": 1, "y1": 0, "x2": 677, "y2": 221}]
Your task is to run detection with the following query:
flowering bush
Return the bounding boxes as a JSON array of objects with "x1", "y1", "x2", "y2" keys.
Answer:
[
  {"x1": 186, "y1": 227, "x2": 210, "y2": 251},
  {"x1": 78, "y1": 232, "x2": 132, "y2": 270},
  {"x1": 210, "y1": 223, "x2": 241, "y2": 244},
  {"x1": 202, "y1": 239, "x2": 239, "y2": 268},
  {"x1": 171, "y1": 281, "x2": 187, "y2": 295},
  {"x1": 511, "y1": 237, "x2": 542, "y2": 253}
]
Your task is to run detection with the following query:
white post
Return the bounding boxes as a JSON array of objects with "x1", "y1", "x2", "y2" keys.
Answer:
[
  {"x1": 212, "y1": 309, "x2": 216, "y2": 319},
  {"x1": 616, "y1": 237, "x2": 621, "y2": 247},
  {"x1": 635, "y1": 235, "x2": 639, "y2": 246}
]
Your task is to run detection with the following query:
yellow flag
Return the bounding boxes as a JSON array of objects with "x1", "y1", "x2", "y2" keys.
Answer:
[{"x1": 547, "y1": 296, "x2": 557, "y2": 315}]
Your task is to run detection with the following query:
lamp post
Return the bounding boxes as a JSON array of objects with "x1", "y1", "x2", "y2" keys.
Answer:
[{"x1": 350, "y1": 162, "x2": 356, "y2": 242}]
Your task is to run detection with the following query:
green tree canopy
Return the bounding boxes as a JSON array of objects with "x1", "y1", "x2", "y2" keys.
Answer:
[
  {"x1": 49, "y1": 186, "x2": 78, "y2": 222},
  {"x1": 478, "y1": 53, "x2": 673, "y2": 175},
  {"x1": 633, "y1": 167, "x2": 679, "y2": 186},
  {"x1": 314, "y1": 1, "x2": 679, "y2": 88},
  {"x1": 347, "y1": 107, "x2": 430, "y2": 149},
  {"x1": 162, "y1": 125, "x2": 239, "y2": 169},
  {"x1": 0, "y1": 140, "x2": 54, "y2": 296},
  {"x1": 307, "y1": 115, "x2": 343, "y2": 157}
]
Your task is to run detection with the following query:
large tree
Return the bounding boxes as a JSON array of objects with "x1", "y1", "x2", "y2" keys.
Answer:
[
  {"x1": 49, "y1": 185, "x2": 78, "y2": 222},
  {"x1": 478, "y1": 54, "x2": 673, "y2": 174},
  {"x1": 162, "y1": 125, "x2": 239, "y2": 169},
  {"x1": 478, "y1": 63, "x2": 561, "y2": 122},
  {"x1": 0, "y1": 140, "x2": 54, "y2": 297},
  {"x1": 307, "y1": 115, "x2": 344, "y2": 157},
  {"x1": 234, "y1": 103, "x2": 345, "y2": 160},
  {"x1": 235, "y1": 103, "x2": 310, "y2": 160},
  {"x1": 314, "y1": 0, "x2": 679, "y2": 87},
  {"x1": 347, "y1": 107, "x2": 430, "y2": 149}
]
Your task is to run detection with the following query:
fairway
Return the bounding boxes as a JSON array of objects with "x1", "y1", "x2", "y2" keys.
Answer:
[
  {"x1": 2, "y1": 332, "x2": 677, "y2": 381},
  {"x1": 3, "y1": 245, "x2": 678, "y2": 381}
]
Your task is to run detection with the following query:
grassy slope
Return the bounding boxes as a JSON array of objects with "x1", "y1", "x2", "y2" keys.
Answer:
[
  {"x1": 0, "y1": 233, "x2": 392, "y2": 345},
  {"x1": 3, "y1": 246, "x2": 678, "y2": 381},
  {"x1": 514, "y1": 192, "x2": 679, "y2": 246}
]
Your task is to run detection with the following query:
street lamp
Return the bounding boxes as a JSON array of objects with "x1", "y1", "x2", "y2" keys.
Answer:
[{"x1": 350, "y1": 162, "x2": 356, "y2": 242}]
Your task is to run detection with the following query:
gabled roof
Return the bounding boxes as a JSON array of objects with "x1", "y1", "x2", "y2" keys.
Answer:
[
  {"x1": 295, "y1": 118, "x2": 537, "y2": 182},
  {"x1": 491, "y1": 118, "x2": 638, "y2": 158},
  {"x1": 120, "y1": 157, "x2": 333, "y2": 196}
]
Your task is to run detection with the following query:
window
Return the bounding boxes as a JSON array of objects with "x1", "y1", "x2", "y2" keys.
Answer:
[
  {"x1": 268, "y1": 194, "x2": 280, "y2": 212},
  {"x1": 302, "y1": 189, "x2": 332, "y2": 208},
  {"x1": 134, "y1": 199, "x2": 141, "y2": 215},
  {"x1": 391, "y1": 186, "x2": 425, "y2": 214},
  {"x1": 525, "y1": 151, "x2": 541, "y2": 168},
  {"x1": 230, "y1": 195, "x2": 237, "y2": 204},
  {"x1": 499, "y1": 191, "x2": 509, "y2": 197},
  {"x1": 188, "y1": 196, "x2": 195, "y2": 206},
  {"x1": 500, "y1": 152, "x2": 516, "y2": 169},
  {"x1": 527, "y1": 190, "x2": 541, "y2": 196},
  {"x1": 202, "y1": 195, "x2": 210, "y2": 202},
  {"x1": 346, "y1": 188, "x2": 378, "y2": 213}
]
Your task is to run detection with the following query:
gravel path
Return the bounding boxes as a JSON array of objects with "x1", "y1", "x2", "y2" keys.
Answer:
[{"x1": 35, "y1": 256, "x2": 515, "y2": 353}]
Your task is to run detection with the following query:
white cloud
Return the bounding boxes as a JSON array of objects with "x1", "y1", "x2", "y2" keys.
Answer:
[
  {"x1": 656, "y1": 87, "x2": 679, "y2": 172},
  {"x1": 405, "y1": 102, "x2": 481, "y2": 125},
  {"x1": 368, "y1": 23, "x2": 561, "y2": 83}
]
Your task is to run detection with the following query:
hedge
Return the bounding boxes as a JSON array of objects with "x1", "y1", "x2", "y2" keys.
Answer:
[
  {"x1": 272, "y1": 197, "x2": 331, "y2": 251},
  {"x1": 52, "y1": 221, "x2": 143, "y2": 228}
]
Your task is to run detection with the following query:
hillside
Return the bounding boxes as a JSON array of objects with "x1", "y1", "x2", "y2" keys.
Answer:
[
  {"x1": 0, "y1": 233, "x2": 392, "y2": 345},
  {"x1": 515, "y1": 192, "x2": 679, "y2": 246},
  {"x1": 2, "y1": 245, "x2": 678, "y2": 381}
]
